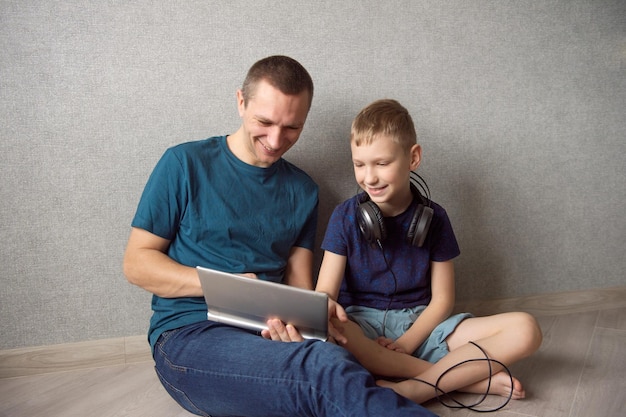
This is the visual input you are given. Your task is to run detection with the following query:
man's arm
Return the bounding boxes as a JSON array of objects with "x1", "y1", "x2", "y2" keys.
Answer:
[
  {"x1": 123, "y1": 227, "x2": 202, "y2": 298},
  {"x1": 284, "y1": 246, "x2": 314, "y2": 289}
]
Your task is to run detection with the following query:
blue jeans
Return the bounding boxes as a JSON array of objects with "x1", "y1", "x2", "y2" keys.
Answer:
[{"x1": 153, "y1": 321, "x2": 436, "y2": 417}]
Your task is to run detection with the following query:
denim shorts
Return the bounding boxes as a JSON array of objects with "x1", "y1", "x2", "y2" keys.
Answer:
[{"x1": 345, "y1": 305, "x2": 473, "y2": 363}]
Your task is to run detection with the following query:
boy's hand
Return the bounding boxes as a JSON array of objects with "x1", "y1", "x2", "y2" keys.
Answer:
[
  {"x1": 376, "y1": 336, "x2": 407, "y2": 353},
  {"x1": 327, "y1": 299, "x2": 349, "y2": 344}
]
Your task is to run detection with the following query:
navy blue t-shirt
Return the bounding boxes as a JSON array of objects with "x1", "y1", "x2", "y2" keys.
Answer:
[
  {"x1": 131, "y1": 136, "x2": 319, "y2": 351},
  {"x1": 321, "y1": 194, "x2": 460, "y2": 310}
]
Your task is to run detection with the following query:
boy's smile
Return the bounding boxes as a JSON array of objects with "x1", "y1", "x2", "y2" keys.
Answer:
[{"x1": 364, "y1": 184, "x2": 388, "y2": 197}]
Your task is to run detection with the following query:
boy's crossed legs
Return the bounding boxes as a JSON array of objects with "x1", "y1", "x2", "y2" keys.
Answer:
[{"x1": 332, "y1": 311, "x2": 542, "y2": 405}]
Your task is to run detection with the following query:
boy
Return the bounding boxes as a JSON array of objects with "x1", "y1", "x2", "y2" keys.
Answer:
[{"x1": 316, "y1": 99, "x2": 543, "y2": 405}]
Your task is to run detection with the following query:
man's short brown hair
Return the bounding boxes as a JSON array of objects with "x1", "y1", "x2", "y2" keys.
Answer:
[{"x1": 241, "y1": 55, "x2": 314, "y2": 108}]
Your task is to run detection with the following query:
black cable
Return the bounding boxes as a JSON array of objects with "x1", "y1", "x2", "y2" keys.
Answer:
[
  {"x1": 377, "y1": 174, "x2": 426, "y2": 337},
  {"x1": 377, "y1": 240, "x2": 396, "y2": 339},
  {"x1": 410, "y1": 341, "x2": 514, "y2": 413},
  {"x1": 370, "y1": 177, "x2": 514, "y2": 411},
  {"x1": 378, "y1": 240, "x2": 514, "y2": 412}
]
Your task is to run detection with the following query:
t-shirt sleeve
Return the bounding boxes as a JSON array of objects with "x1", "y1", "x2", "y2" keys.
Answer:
[
  {"x1": 428, "y1": 206, "x2": 461, "y2": 262},
  {"x1": 131, "y1": 148, "x2": 187, "y2": 240},
  {"x1": 321, "y1": 204, "x2": 349, "y2": 256}
]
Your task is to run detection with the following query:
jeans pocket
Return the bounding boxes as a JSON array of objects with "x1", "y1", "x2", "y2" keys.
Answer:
[
  {"x1": 154, "y1": 365, "x2": 210, "y2": 417},
  {"x1": 154, "y1": 328, "x2": 212, "y2": 416}
]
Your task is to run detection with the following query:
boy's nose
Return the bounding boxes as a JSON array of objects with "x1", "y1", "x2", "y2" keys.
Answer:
[{"x1": 364, "y1": 167, "x2": 377, "y2": 184}]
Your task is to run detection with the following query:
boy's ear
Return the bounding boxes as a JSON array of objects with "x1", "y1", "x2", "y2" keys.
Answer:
[{"x1": 409, "y1": 144, "x2": 422, "y2": 170}]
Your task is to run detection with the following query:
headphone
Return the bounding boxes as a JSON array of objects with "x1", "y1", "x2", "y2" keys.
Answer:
[{"x1": 356, "y1": 172, "x2": 434, "y2": 247}]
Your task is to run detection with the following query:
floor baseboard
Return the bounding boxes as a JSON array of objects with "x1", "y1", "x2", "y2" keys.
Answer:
[
  {"x1": 454, "y1": 286, "x2": 626, "y2": 316},
  {"x1": 0, "y1": 335, "x2": 152, "y2": 379},
  {"x1": 2, "y1": 286, "x2": 625, "y2": 379}
]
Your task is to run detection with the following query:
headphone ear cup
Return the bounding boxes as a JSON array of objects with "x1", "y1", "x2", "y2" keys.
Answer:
[
  {"x1": 357, "y1": 201, "x2": 387, "y2": 243},
  {"x1": 407, "y1": 204, "x2": 434, "y2": 247}
]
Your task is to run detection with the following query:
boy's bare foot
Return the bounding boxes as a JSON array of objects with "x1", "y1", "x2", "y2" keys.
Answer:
[
  {"x1": 376, "y1": 371, "x2": 525, "y2": 405},
  {"x1": 459, "y1": 371, "x2": 525, "y2": 399},
  {"x1": 376, "y1": 379, "x2": 428, "y2": 404}
]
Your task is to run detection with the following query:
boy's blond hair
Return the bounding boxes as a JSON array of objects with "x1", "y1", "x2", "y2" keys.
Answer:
[{"x1": 351, "y1": 99, "x2": 417, "y2": 152}]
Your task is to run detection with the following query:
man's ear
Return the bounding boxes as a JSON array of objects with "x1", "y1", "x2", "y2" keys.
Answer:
[
  {"x1": 409, "y1": 144, "x2": 422, "y2": 170},
  {"x1": 236, "y1": 89, "x2": 245, "y2": 117}
]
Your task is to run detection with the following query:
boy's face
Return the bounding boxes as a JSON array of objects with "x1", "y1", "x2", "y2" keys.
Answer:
[
  {"x1": 236, "y1": 80, "x2": 310, "y2": 167},
  {"x1": 351, "y1": 135, "x2": 421, "y2": 216}
]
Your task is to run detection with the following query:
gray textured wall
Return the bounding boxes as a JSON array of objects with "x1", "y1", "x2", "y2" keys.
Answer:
[{"x1": 1, "y1": 1, "x2": 624, "y2": 350}]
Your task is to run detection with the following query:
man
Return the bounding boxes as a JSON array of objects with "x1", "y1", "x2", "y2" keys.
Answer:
[{"x1": 123, "y1": 55, "x2": 435, "y2": 416}]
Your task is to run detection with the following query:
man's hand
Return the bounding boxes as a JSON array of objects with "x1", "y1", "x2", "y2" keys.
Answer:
[{"x1": 261, "y1": 318, "x2": 304, "y2": 342}]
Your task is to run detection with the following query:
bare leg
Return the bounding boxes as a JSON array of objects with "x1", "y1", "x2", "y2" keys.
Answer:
[
  {"x1": 377, "y1": 312, "x2": 542, "y2": 404},
  {"x1": 331, "y1": 318, "x2": 432, "y2": 378}
]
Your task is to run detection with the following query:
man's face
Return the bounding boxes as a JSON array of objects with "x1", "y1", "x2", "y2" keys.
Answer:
[{"x1": 236, "y1": 80, "x2": 311, "y2": 167}]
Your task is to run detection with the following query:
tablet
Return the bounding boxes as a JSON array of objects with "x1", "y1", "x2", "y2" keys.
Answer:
[{"x1": 197, "y1": 266, "x2": 328, "y2": 340}]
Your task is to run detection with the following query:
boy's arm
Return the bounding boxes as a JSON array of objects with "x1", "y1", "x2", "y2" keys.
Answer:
[
  {"x1": 391, "y1": 260, "x2": 456, "y2": 354},
  {"x1": 315, "y1": 250, "x2": 346, "y2": 299},
  {"x1": 316, "y1": 251, "x2": 350, "y2": 343}
]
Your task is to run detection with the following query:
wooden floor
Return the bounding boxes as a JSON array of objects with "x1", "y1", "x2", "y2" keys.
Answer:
[{"x1": 1, "y1": 288, "x2": 625, "y2": 417}]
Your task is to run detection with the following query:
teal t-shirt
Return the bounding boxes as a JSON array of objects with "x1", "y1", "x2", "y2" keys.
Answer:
[{"x1": 131, "y1": 136, "x2": 319, "y2": 351}]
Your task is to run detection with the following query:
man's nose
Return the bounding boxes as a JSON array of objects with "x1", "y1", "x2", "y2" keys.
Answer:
[{"x1": 265, "y1": 126, "x2": 285, "y2": 149}]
